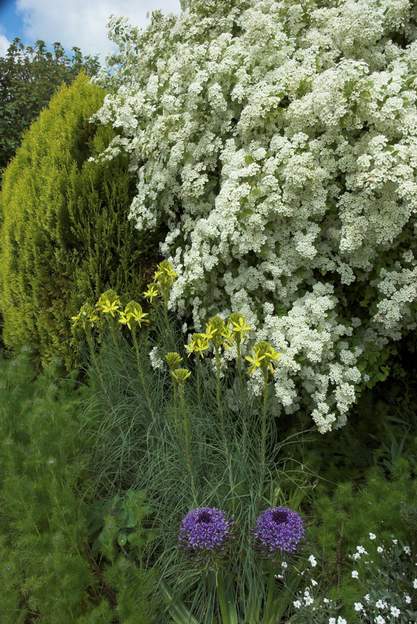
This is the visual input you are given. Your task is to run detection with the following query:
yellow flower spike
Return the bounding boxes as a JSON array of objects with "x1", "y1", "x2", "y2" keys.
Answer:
[
  {"x1": 190, "y1": 333, "x2": 210, "y2": 357},
  {"x1": 205, "y1": 316, "x2": 226, "y2": 348},
  {"x1": 245, "y1": 350, "x2": 266, "y2": 375},
  {"x1": 96, "y1": 289, "x2": 121, "y2": 318},
  {"x1": 71, "y1": 303, "x2": 99, "y2": 331},
  {"x1": 153, "y1": 260, "x2": 178, "y2": 301},
  {"x1": 171, "y1": 367, "x2": 191, "y2": 384},
  {"x1": 124, "y1": 301, "x2": 149, "y2": 328},
  {"x1": 228, "y1": 312, "x2": 252, "y2": 343},
  {"x1": 246, "y1": 341, "x2": 282, "y2": 376},
  {"x1": 143, "y1": 282, "x2": 159, "y2": 303},
  {"x1": 220, "y1": 324, "x2": 235, "y2": 349},
  {"x1": 165, "y1": 352, "x2": 183, "y2": 370}
]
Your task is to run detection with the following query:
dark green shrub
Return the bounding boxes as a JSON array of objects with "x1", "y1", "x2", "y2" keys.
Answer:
[
  {"x1": 0, "y1": 352, "x2": 160, "y2": 623},
  {"x1": 0, "y1": 73, "x2": 160, "y2": 367}
]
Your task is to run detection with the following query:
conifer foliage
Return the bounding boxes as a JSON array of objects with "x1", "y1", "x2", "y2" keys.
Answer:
[{"x1": 0, "y1": 73, "x2": 157, "y2": 367}]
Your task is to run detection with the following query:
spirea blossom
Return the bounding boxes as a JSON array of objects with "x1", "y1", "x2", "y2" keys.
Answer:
[
  {"x1": 254, "y1": 506, "x2": 304, "y2": 554},
  {"x1": 179, "y1": 507, "x2": 233, "y2": 552},
  {"x1": 94, "y1": 0, "x2": 417, "y2": 432}
]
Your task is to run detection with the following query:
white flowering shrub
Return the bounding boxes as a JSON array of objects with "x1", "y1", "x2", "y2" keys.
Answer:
[
  {"x1": 94, "y1": 0, "x2": 417, "y2": 431},
  {"x1": 289, "y1": 535, "x2": 417, "y2": 623}
]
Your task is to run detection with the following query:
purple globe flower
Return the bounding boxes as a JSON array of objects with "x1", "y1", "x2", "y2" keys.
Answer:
[
  {"x1": 179, "y1": 507, "x2": 233, "y2": 552},
  {"x1": 254, "y1": 507, "x2": 304, "y2": 554}
]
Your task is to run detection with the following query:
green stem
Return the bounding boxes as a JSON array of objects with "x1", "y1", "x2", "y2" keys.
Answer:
[
  {"x1": 216, "y1": 569, "x2": 238, "y2": 624},
  {"x1": 132, "y1": 328, "x2": 155, "y2": 421},
  {"x1": 260, "y1": 370, "x2": 269, "y2": 492},
  {"x1": 179, "y1": 384, "x2": 197, "y2": 504},
  {"x1": 215, "y1": 347, "x2": 234, "y2": 506}
]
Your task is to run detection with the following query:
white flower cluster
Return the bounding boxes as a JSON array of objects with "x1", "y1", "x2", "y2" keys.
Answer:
[
  {"x1": 290, "y1": 537, "x2": 416, "y2": 623},
  {"x1": 94, "y1": 0, "x2": 417, "y2": 431}
]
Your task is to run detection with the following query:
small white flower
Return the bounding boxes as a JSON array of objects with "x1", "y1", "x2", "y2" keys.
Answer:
[
  {"x1": 323, "y1": 598, "x2": 330, "y2": 604},
  {"x1": 392, "y1": 538, "x2": 398, "y2": 545},
  {"x1": 375, "y1": 616, "x2": 385, "y2": 624},
  {"x1": 311, "y1": 579, "x2": 318, "y2": 586},
  {"x1": 356, "y1": 545, "x2": 367, "y2": 555},
  {"x1": 337, "y1": 618, "x2": 347, "y2": 624},
  {"x1": 413, "y1": 579, "x2": 417, "y2": 589},
  {"x1": 354, "y1": 602, "x2": 363, "y2": 612},
  {"x1": 352, "y1": 552, "x2": 361, "y2": 560},
  {"x1": 377, "y1": 546, "x2": 384, "y2": 553},
  {"x1": 404, "y1": 594, "x2": 411, "y2": 604},
  {"x1": 369, "y1": 532, "x2": 376, "y2": 540},
  {"x1": 281, "y1": 561, "x2": 288, "y2": 569},
  {"x1": 328, "y1": 618, "x2": 336, "y2": 624},
  {"x1": 364, "y1": 594, "x2": 370, "y2": 602},
  {"x1": 390, "y1": 606, "x2": 400, "y2": 618},
  {"x1": 351, "y1": 570, "x2": 359, "y2": 579},
  {"x1": 376, "y1": 600, "x2": 387, "y2": 609},
  {"x1": 304, "y1": 595, "x2": 314, "y2": 606},
  {"x1": 308, "y1": 554, "x2": 317, "y2": 567},
  {"x1": 293, "y1": 600, "x2": 302, "y2": 609},
  {"x1": 403, "y1": 545, "x2": 411, "y2": 555}
]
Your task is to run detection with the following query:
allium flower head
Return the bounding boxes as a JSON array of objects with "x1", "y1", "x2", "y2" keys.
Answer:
[
  {"x1": 254, "y1": 507, "x2": 304, "y2": 554},
  {"x1": 179, "y1": 507, "x2": 233, "y2": 552}
]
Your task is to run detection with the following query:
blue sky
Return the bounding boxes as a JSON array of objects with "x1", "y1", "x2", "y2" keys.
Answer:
[{"x1": 0, "y1": 0, "x2": 180, "y2": 57}]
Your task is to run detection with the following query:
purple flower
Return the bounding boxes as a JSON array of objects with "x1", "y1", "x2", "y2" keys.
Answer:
[
  {"x1": 254, "y1": 507, "x2": 304, "y2": 554},
  {"x1": 179, "y1": 507, "x2": 233, "y2": 552}
]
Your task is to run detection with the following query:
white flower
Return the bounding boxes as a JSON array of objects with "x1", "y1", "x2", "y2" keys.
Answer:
[
  {"x1": 149, "y1": 346, "x2": 164, "y2": 371},
  {"x1": 311, "y1": 579, "x2": 318, "y2": 586},
  {"x1": 404, "y1": 594, "x2": 411, "y2": 604},
  {"x1": 281, "y1": 561, "x2": 288, "y2": 569},
  {"x1": 364, "y1": 594, "x2": 370, "y2": 602},
  {"x1": 308, "y1": 554, "x2": 317, "y2": 568},
  {"x1": 375, "y1": 617, "x2": 385, "y2": 624},
  {"x1": 354, "y1": 602, "x2": 363, "y2": 612},
  {"x1": 376, "y1": 600, "x2": 387, "y2": 610},
  {"x1": 351, "y1": 570, "x2": 359, "y2": 579},
  {"x1": 413, "y1": 579, "x2": 417, "y2": 589},
  {"x1": 369, "y1": 532, "x2": 376, "y2": 540},
  {"x1": 390, "y1": 606, "x2": 400, "y2": 618},
  {"x1": 403, "y1": 545, "x2": 411, "y2": 555},
  {"x1": 377, "y1": 546, "x2": 384, "y2": 553},
  {"x1": 328, "y1": 619, "x2": 336, "y2": 624},
  {"x1": 356, "y1": 545, "x2": 367, "y2": 555},
  {"x1": 293, "y1": 600, "x2": 302, "y2": 609},
  {"x1": 392, "y1": 539, "x2": 398, "y2": 545},
  {"x1": 337, "y1": 618, "x2": 347, "y2": 624}
]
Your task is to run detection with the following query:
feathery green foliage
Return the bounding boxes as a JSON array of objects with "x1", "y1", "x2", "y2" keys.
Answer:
[
  {"x1": 0, "y1": 351, "x2": 160, "y2": 624},
  {"x1": 0, "y1": 73, "x2": 160, "y2": 368}
]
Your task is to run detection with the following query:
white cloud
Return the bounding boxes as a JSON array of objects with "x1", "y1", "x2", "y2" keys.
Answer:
[
  {"x1": 16, "y1": 0, "x2": 180, "y2": 57},
  {"x1": 0, "y1": 33, "x2": 10, "y2": 56}
]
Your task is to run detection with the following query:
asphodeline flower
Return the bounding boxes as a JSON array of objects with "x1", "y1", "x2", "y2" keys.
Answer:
[
  {"x1": 71, "y1": 302, "x2": 99, "y2": 330},
  {"x1": 254, "y1": 507, "x2": 304, "y2": 555},
  {"x1": 118, "y1": 301, "x2": 149, "y2": 330},
  {"x1": 165, "y1": 351, "x2": 183, "y2": 370},
  {"x1": 179, "y1": 507, "x2": 233, "y2": 552},
  {"x1": 228, "y1": 312, "x2": 252, "y2": 344},
  {"x1": 153, "y1": 260, "x2": 178, "y2": 296},
  {"x1": 96, "y1": 289, "x2": 121, "y2": 317},
  {"x1": 171, "y1": 367, "x2": 191, "y2": 384},
  {"x1": 246, "y1": 341, "x2": 281, "y2": 376},
  {"x1": 205, "y1": 315, "x2": 226, "y2": 348},
  {"x1": 143, "y1": 282, "x2": 159, "y2": 303},
  {"x1": 185, "y1": 333, "x2": 210, "y2": 358}
]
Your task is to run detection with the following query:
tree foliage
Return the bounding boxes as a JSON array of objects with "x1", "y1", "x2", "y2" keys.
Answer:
[
  {"x1": 0, "y1": 38, "x2": 99, "y2": 178},
  {"x1": 0, "y1": 73, "x2": 159, "y2": 368}
]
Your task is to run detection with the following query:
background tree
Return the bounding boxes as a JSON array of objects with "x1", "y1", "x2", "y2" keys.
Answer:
[{"x1": 0, "y1": 38, "x2": 99, "y2": 180}]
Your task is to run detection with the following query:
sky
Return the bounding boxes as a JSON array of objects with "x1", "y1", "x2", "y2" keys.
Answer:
[{"x1": 0, "y1": 0, "x2": 180, "y2": 57}]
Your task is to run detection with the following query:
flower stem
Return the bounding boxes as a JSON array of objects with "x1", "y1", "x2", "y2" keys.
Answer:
[
  {"x1": 178, "y1": 384, "x2": 197, "y2": 504},
  {"x1": 132, "y1": 328, "x2": 155, "y2": 421}
]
